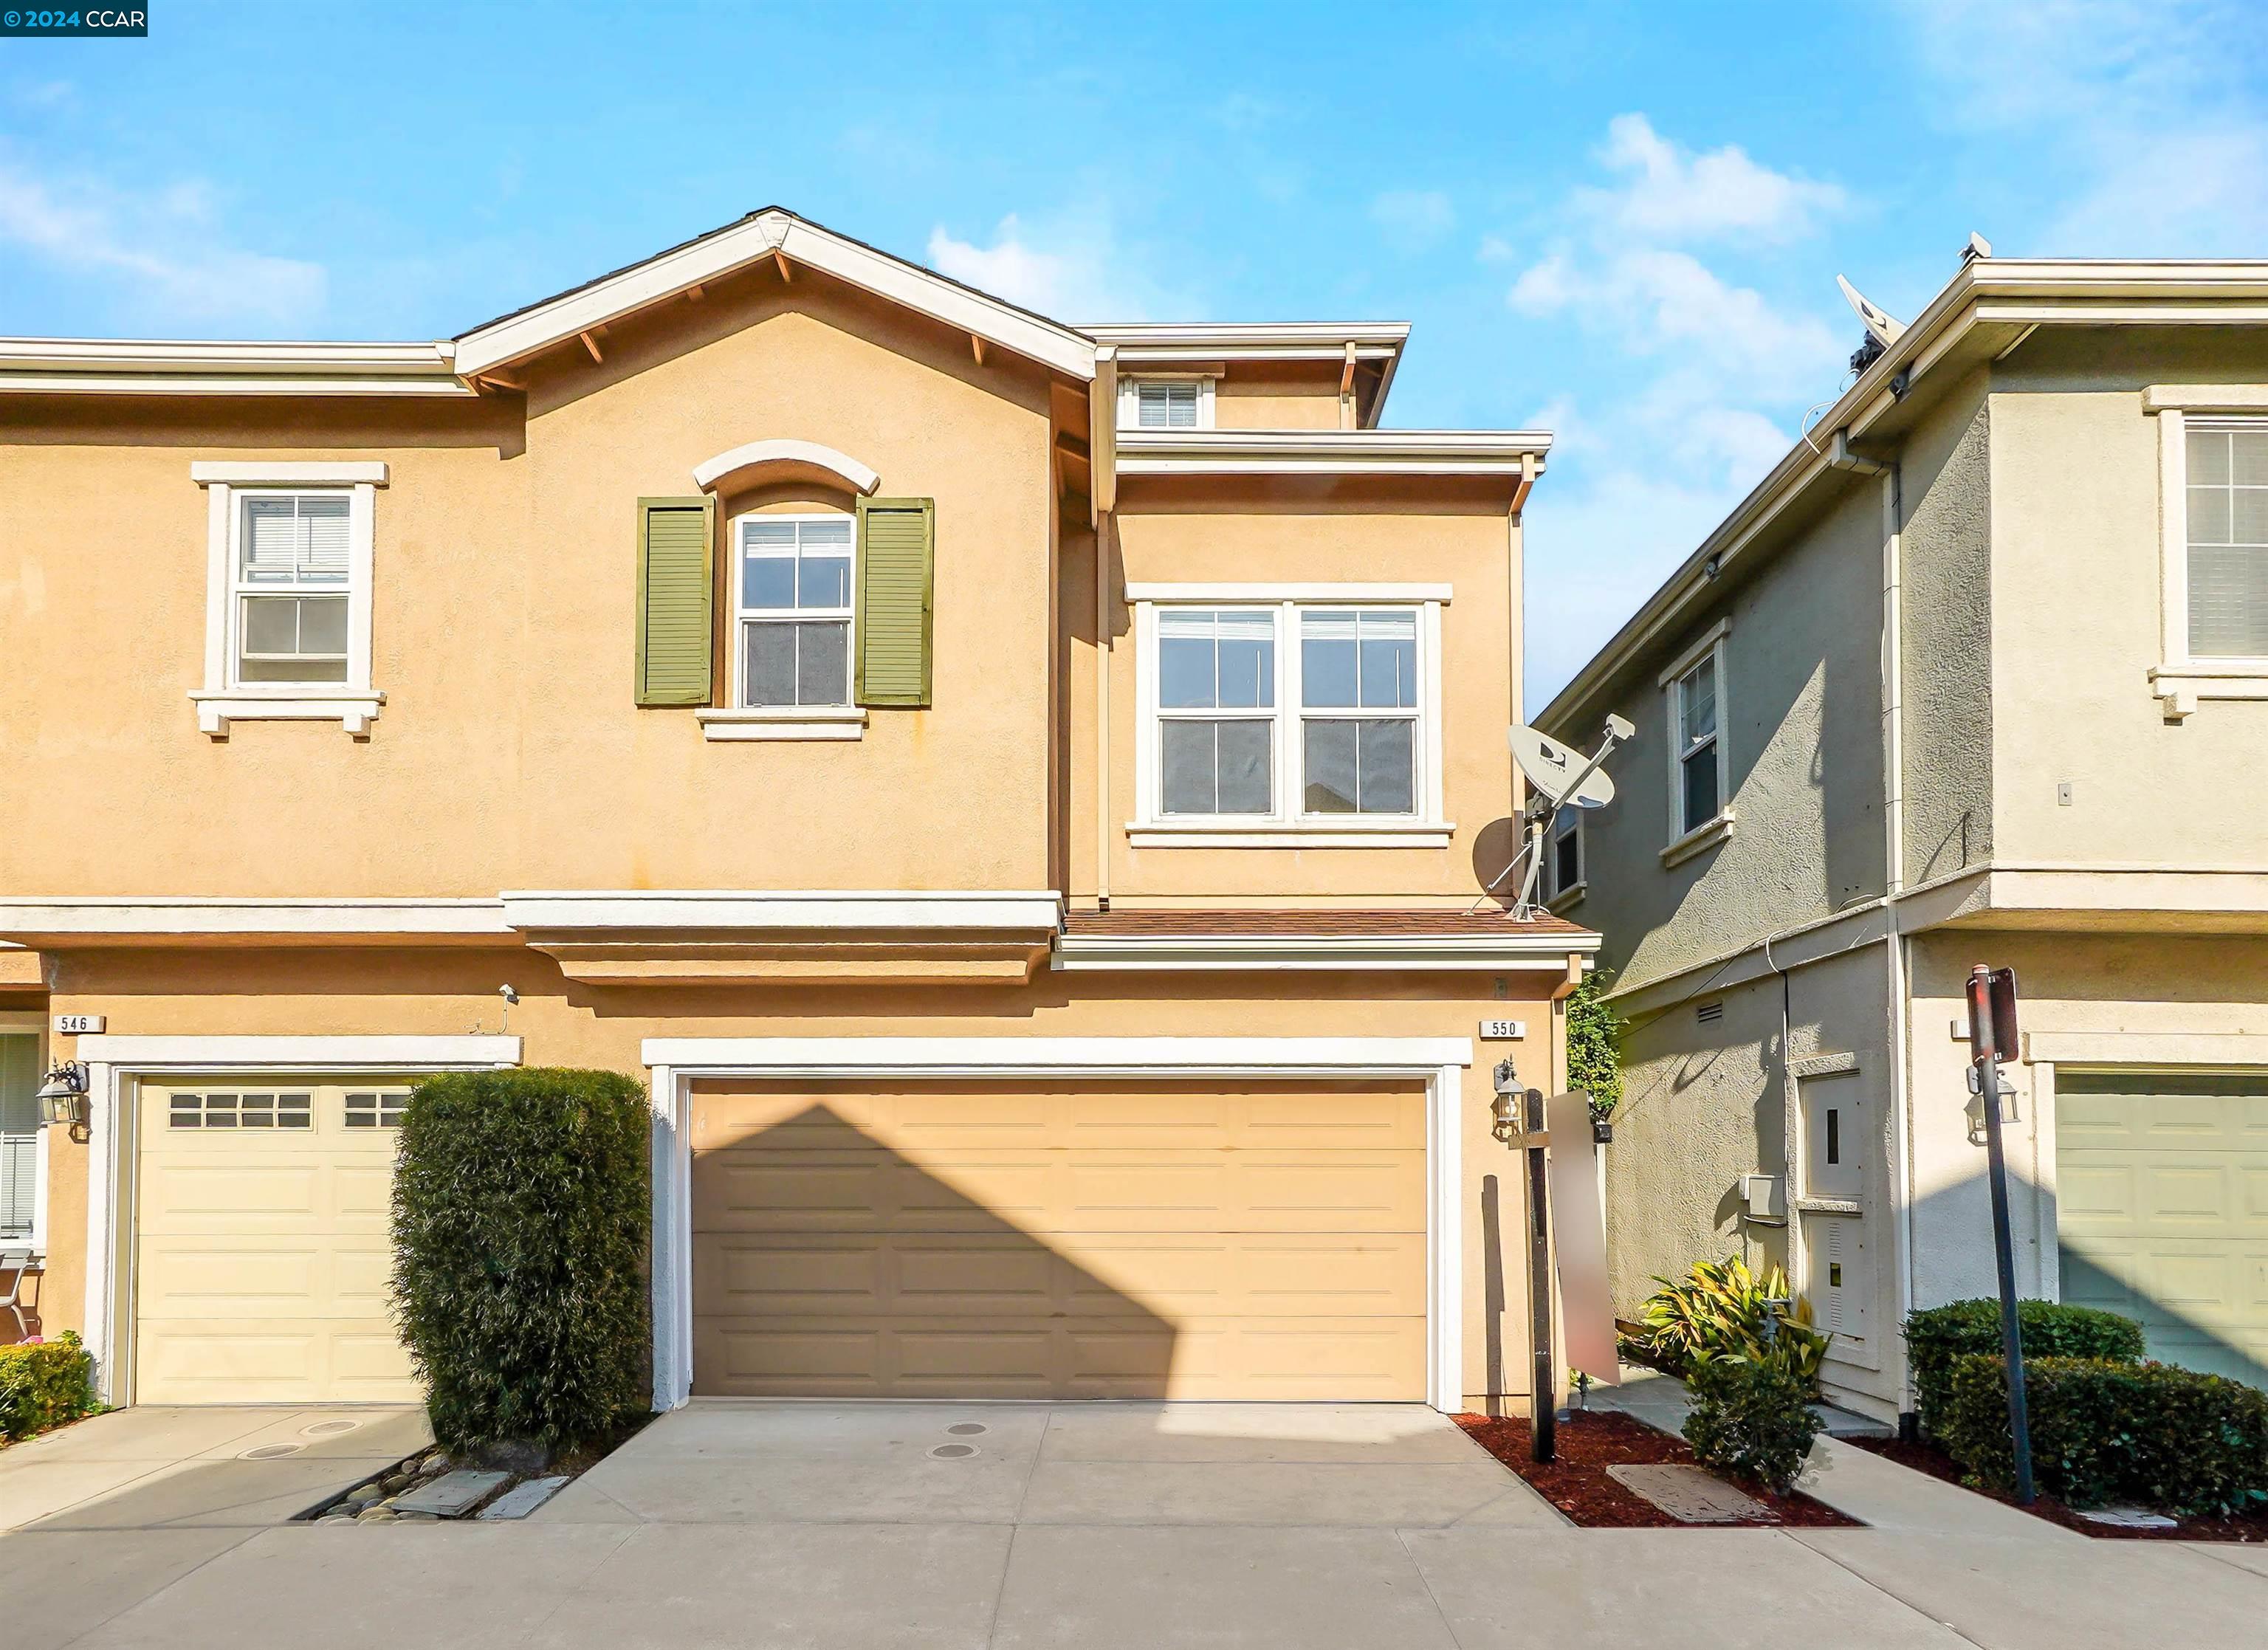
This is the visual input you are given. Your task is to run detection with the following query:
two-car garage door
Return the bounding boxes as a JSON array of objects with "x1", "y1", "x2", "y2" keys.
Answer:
[{"x1": 690, "y1": 1081, "x2": 1429, "y2": 1400}]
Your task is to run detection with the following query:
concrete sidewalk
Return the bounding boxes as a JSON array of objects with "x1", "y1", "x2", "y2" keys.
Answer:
[{"x1": 9, "y1": 1400, "x2": 2267, "y2": 1649}]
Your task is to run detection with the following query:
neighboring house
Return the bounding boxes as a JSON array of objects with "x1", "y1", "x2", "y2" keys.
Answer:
[
  {"x1": 1541, "y1": 248, "x2": 2268, "y2": 1423},
  {"x1": 0, "y1": 210, "x2": 1596, "y2": 1415}
]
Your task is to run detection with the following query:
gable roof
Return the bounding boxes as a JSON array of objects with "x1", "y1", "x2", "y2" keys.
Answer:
[{"x1": 453, "y1": 207, "x2": 1099, "y2": 382}]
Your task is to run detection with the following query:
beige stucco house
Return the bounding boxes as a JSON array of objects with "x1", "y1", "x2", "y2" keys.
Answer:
[
  {"x1": 0, "y1": 210, "x2": 1595, "y2": 1416},
  {"x1": 1541, "y1": 249, "x2": 2268, "y2": 1423}
]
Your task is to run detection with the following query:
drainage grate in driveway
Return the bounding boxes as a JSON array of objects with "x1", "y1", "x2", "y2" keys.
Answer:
[{"x1": 929, "y1": 1443, "x2": 980, "y2": 1459}]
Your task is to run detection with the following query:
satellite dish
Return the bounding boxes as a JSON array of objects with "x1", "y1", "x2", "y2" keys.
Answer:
[
  {"x1": 1510, "y1": 724, "x2": 1615, "y2": 809},
  {"x1": 1835, "y1": 275, "x2": 1906, "y2": 348}
]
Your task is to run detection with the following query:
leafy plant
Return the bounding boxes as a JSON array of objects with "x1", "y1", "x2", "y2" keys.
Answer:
[
  {"x1": 1630, "y1": 1257, "x2": 1831, "y2": 1386},
  {"x1": 0, "y1": 1331, "x2": 101, "y2": 1442},
  {"x1": 1683, "y1": 1356, "x2": 1824, "y2": 1493},
  {"x1": 391, "y1": 1068, "x2": 651, "y2": 1453},
  {"x1": 1943, "y1": 1353, "x2": 2268, "y2": 1516},
  {"x1": 1903, "y1": 1298, "x2": 2143, "y2": 1441},
  {"x1": 1564, "y1": 968, "x2": 1625, "y2": 1124}
]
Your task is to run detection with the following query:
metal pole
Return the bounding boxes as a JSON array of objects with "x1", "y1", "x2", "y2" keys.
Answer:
[
  {"x1": 1525, "y1": 1086, "x2": 1555, "y2": 1462},
  {"x1": 1968, "y1": 965, "x2": 2035, "y2": 1504}
]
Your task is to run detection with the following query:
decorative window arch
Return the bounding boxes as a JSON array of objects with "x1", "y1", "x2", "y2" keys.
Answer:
[{"x1": 691, "y1": 439, "x2": 880, "y2": 499}]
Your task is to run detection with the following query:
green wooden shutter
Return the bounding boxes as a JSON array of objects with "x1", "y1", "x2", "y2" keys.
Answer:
[
  {"x1": 854, "y1": 496, "x2": 934, "y2": 707},
  {"x1": 636, "y1": 496, "x2": 715, "y2": 707}
]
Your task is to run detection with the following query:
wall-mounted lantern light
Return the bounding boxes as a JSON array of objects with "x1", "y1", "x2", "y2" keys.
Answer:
[{"x1": 35, "y1": 1062, "x2": 89, "y2": 1129}]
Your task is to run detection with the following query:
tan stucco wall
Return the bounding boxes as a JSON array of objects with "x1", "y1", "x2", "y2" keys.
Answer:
[
  {"x1": 1073, "y1": 481, "x2": 1524, "y2": 904},
  {"x1": 1214, "y1": 362, "x2": 1350, "y2": 431},
  {"x1": 42, "y1": 946, "x2": 1566, "y2": 1410},
  {"x1": 0, "y1": 279, "x2": 1059, "y2": 897}
]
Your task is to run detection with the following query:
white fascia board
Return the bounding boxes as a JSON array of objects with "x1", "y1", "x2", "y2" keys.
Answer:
[
  {"x1": 0, "y1": 898, "x2": 510, "y2": 939},
  {"x1": 78, "y1": 1034, "x2": 520, "y2": 1068},
  {"x1": 190, "y1": 461, "x2": 391, "y2": 487},
  {"x1": 1116, "y1": 429, "x2": 1550, "y2": 477},
  {"x1": 0, "y1": 374, "x2": 472, "y2": 398},
  {"x1": 455, "y1": 211, "x2": 1096, "y2": 382},
  {"x1": 1081, "y1": 322, "x2": 1411, "y2": 349},
  {"x1": 0, "y1": 338, "x2": 453, "y2": 372},
  {"x1": 641, "y1": 1034, "x2": 1474, "y2": 1075},
  {"x1": 501, "y1": 890, "x2": 1064, "y2": 934},
  {"x1": 1052, "y1": 935, "x2": 1598, "y2": 972}
]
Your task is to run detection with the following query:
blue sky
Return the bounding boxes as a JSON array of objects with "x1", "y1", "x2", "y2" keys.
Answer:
[{"x1": 6, "y1": 1, "x2": 2267, "y2": 702}]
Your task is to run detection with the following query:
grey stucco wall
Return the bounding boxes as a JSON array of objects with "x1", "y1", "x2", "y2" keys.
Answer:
[{"x1": 1898, "y1": 377, "x2": 1995, "y2": 888}]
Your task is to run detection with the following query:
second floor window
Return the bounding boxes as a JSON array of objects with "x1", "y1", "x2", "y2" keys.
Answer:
[
  {"x1": 2185, "y1": 422, "x2": 2268, "y2": 659},
  {"x1": 1672, "y1": 650, "x2": 1722, "y2": 836},
  {"x1": 736, "y1": 515, "x2": 853, "y2": 708},
  {"x1": 1547, "y1": 805, "x2": 1583, "y2": 898},
  {"x1": 1148, "y1": 602, "x2": 1428, "y2": 824},
  {"x1": 234, "y1": 492, "x2": 350, "y2": 684}
]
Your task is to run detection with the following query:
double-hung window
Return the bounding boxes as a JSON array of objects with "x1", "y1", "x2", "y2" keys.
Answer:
[
  {"x1": 1671, "y1": 650, "x2": 1723, "y2": 838},
  {"x1": 1299, "y1": 609, "x2": 1418, "y2": 815},
  {"x1": 1135, "y1": 593, "x2": 1446, "y2": 841},
  {"x1": 191, "y1": 461, "x2": 383, "y2": 736},
  {"x1": 234, "y1": 493, "x2": 351, "y2": 684},
  {"x1": 0, "y1": 1033, "x2": 38, "y2": 1243},
  {"x1": 1546, "y1": 805, "x2": 1584, "y2": 901},
  {"x1": 735, "y1": 515, "x2": 853, "y2": 709},
  {"x1": 1118, "y1": 377, "x2": 1213, "y2": 430},
  {"x1": 2183, "y1": 422, "x2": 2268, "y2": 659}
]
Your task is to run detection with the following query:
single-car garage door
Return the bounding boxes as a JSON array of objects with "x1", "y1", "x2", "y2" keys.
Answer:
[
  {"x1": 134, "y1": 1080, "x2": 420, "y2": 1404},
  {"x1": 691, "y1": 1081, "x2": 1427, "y2": 1400},
  {"x1": 2056, "y1": 1071, "x2": 2268, "y2": 1390}
]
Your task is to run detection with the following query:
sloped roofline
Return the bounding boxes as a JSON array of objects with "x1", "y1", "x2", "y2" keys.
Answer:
[
  {"x1": 1538, "y1": 256, "x2": 2268, "y2": 735},
  {"x1": 453, "y1": 207, "x2": 1099, "y2": 381}
]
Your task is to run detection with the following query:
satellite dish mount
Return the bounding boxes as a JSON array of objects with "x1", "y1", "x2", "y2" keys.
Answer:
[{"x1": 1499, "y1": 715, "x2": 1635, "y2": 918}]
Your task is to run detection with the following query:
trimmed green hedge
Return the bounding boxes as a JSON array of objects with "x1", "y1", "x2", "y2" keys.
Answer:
[
  {"x1": 390, "y1": 1068, "x2": 651, "y2": 1451},
  {"x1": 1905, "y1": 1299, "x2": 2143, "y2": 1440},
  {"x1": 1944, "y1": 1353, "x2": 2268, "y2": 1516},
  {"x1": 1683, "y1": 1356, "x2": 1823, "y2": 1493},
  {"x1": 1, "y1": 1331, "x2": 100, "y2": 1442}
]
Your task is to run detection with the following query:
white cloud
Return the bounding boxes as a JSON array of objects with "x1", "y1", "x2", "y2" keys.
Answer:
[
  {"x1": 0, "y1": 156, "x2": 326, "y2": 330},
  {"x1": 1370, "y1": 189, "x2": 1454, "y2": 247},
  {"x1": 927, "y1": 210, "x2": 1183, "y2": 323},
  {"x1": 1898, "y1": 0, "x2": 2268, "y2": 253},
  {"x1": 1577, "y1": 113, "x2": 1846, "y2": 244}
]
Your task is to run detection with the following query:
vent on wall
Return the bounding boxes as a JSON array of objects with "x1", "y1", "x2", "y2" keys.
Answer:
[{"x1": 1696, "y1": 1001, "x2": 1725, "y2": 1024}]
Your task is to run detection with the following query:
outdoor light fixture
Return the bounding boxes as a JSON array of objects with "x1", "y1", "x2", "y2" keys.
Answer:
[{"x1": 35, "y1": 1061, "x2": 89, "y2": 1129}]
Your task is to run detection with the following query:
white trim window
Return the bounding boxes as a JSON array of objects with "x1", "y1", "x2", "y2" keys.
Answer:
[
  {"x1": 2182, "y1": 421, "x2": 2268, "y2": 659},
  {"x1": 1670, "y1": 649, "x2": 1723, "y2": 838},
  {"x1": 0, "y1": 1030, "x2": 39, "y2": 1243},
  {"x1": 1133, "y1": 593, "x2": 1449, "y2": 845},
  {"x1": 191, "y1": 462, "x2": 383, "y2": 737},
  {"x1": 1118, "y1": 375, "x2": 1216, "y2": 430},
  {"x1": 733, "y1": 514, "x2": 853, "y2": 709}
]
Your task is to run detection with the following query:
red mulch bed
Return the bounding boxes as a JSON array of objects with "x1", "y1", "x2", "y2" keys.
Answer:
[
  {"x1": 1846, "y1": 1434, "x2": 2268, "y2": 1544},
  {"x1": 1456, "y1": 1409, "x2": 1858, "y2": 1527}
]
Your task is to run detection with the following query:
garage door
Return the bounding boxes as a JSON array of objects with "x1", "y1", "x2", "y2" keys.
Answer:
[
  {"x1": 134, "y1": 1080, "x2": 420, "y2": 1404},
  {"x1": 2056, "y1": 1071, "x2": 2268, "y2": 1390},
  {"x1": 691, "y1": 1081, "x2": 1427, "y2": 1400}
]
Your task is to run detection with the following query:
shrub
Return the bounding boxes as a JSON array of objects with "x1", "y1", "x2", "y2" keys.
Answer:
[
  {"x1": 1683, "y1": 1356, "x2": 1824, "y2": 1493},
  {"x1": 1630, "y1": 1257, "x2": 1831, "y2": 1386},
  {"x1": 391, "y1": 1067, "x2": 651, "y2": 1452},
  {"x1": 1943, "y1": 1353, "x2": 2268, "y2": 1516},
  {"x1": 1564, "y1": 968, "x2": 1625, "y2": 1124},
  {"x1": 1904, "y1": 1299, "x2": 2143, "y2": 1440},
  {"x1": 0, "y1": 1331, "x2": 100, "y2": 1442}
]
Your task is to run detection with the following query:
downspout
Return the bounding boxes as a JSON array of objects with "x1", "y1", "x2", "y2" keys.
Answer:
[
  {"x1": 1833, "y1": 429, "x2": 1917, "y2": 1419},
  {"x1": 1090, "y1": 348, "x2": 1118, "y2": 911}
]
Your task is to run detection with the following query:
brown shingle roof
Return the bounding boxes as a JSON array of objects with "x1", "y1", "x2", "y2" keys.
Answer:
[{"x1": 1064, "y1": 908, "x2": 1591, "y2": 940}]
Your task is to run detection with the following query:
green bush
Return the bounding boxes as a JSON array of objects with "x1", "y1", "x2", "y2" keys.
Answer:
[
  {"x1": 1683, "y1": 1356, "x2": 1824, "y2": 1493},
  {"x1": 1, "y1": 1332, "x2": 100, "y2": 1442},
  {"x1": 1904, "y1": 1299, "x2": 2142, "y2": 1440},
  {"x1": 1943, "y1": 1353, "x2": 2268, "y2": 1516},
  {"x1": 1564, "y1": 968, "x2": 1624, "y2": 1124},
  {"x1": 1629, "y1": 1257, "x2": 1830, "y2": 1386},
  {"x1": 391, "y1": 1068, "x2": 651, "y2": 1452}
]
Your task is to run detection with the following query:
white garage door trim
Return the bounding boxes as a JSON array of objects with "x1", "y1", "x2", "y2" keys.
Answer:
[
  {"x1": 642, "y1": 1037, "x2": 1474, "y2": 1414},
  {"x1": 75, "y1": 1034, "x2": 522, "y2": 1405}
]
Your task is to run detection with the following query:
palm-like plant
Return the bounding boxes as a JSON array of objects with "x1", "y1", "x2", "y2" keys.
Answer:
[{"x1": 1630, "y1": 1257, "x2": 1830, "y2": 1386}]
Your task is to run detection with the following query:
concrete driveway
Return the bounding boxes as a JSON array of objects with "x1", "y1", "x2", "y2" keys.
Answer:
[{"x1": 11, "y1": 1400, "x2": 2268, "y2": 1649}]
